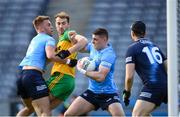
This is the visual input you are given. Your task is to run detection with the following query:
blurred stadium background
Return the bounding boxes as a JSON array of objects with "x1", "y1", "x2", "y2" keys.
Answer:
[{"x1": 0, "y1": 0, "x2": 178, "y2": 116}]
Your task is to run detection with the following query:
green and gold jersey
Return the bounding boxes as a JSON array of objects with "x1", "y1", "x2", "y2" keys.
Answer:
[{"x1": 51, "y1": 29, "x2": 77, "y2": 77}]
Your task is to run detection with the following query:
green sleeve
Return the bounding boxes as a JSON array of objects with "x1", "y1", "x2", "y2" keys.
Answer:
[{"x1": 61, "y1": 29, "x2": 76, "y2": 41}]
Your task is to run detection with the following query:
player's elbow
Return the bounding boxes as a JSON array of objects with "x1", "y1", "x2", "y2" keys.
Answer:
[
  {"x1": 78, "y1": 36, "x2": 88, "y2": 46},
  {"x1": 46, "y1": 53, "x2": 54, "y2": 60},
  {"x1": 96, "y1": 76, "x2": 106, "y2": 82},
  {"x1": 82, "y1": 37, "x2": 88, "y2": 44}
]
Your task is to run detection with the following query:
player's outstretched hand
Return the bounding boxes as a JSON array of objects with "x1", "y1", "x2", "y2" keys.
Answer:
[
  {"x1": 122, "y1": 89, "x2": 131, "y2": 106},
  {"x1": 56, "y1": 50, "x2": 71, "y2": 59}
]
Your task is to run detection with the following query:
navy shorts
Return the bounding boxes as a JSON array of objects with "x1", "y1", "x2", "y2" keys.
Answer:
[
  {"x1": 80, "y1": 89, "x2": 121, "y2": 110},
  {"x1": 16, "y1": 69, "x2": 49, "y2": 100},
  {"x1": 138, "y1": 86, "x2": 167, "y2": 106}
]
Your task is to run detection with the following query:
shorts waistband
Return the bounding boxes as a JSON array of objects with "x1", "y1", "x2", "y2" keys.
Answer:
[{"x1": 22, "y1": 69, "x2": 42, "y2": 75}]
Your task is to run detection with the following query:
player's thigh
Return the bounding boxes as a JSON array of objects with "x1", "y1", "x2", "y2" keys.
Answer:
[
  {"x1": 32, "y1": 96, "x2": 51, "y2": 115},
  {"x1": 64, "y1": 96, "x2": 95, "y2": 116},
  {"x1": 133, "y1": 99, "x2": 156, "y2": 116},
  {"x1": 108, "y1": 102, "x2": 125, "y2": 116}
]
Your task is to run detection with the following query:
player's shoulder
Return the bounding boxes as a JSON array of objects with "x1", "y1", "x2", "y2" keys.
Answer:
[
  {"x1": 37, "y1": 33, "x2": 54, "y2": 40},
  {"x1": 102, "y1": 44, "x2": 116, "y2": 57},
  {"x1": 127, "y1": 41, "x2": 139, "y2": 51},
  {"x1": 126, "y1": 41, "x2": 143, "y2": 55},
  {"x1": 128, "y1": 38, "x2": 151, "y2": 50}
]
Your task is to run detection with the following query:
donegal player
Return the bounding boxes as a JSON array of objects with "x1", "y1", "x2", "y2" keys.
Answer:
[{"x1": 47, "y1": 11, "x2": 88, "y2": 109}]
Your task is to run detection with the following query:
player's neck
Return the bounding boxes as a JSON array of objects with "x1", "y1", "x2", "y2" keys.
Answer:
[
  {"x1": 104, "y1": 43, "x2": 109, "y2": 48},
  {"x1": 134, "y1": 37, "x2": 139, "y2": 41}
]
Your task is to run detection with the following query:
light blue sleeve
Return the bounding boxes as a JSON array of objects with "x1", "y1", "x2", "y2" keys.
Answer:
[
  {"x1": 46, "y1": 37, "x2": 56, "y2": 47},
  {"x1": 85, "y1": 43, "x2": 92, "y2": 53},
  {"x1": 100, "y1": 51, "x2": 116, "y2": 68}
]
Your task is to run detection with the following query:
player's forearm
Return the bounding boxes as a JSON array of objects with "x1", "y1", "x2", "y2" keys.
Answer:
[
  {"x1": 125, "y1": 77, "x2": 133, "y2": 92},
  {"x1": 68, "y1": 36, "x2": 88, "y2": 53},
  {"x1": 48, "y1": 55, "x2": 67, "y2": 63},
  {"x1": 125, "y1": 64, "x2": 135, "y2": 91},
  {"x1": 85, "y1": 71, "x2": 105, "y2": 82},
  {"x1": 46, "y1": 46, "x2": 66, "y2": 63}
]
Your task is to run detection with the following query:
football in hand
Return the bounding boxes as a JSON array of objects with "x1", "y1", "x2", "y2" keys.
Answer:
[{"x1": 78, "y1": 57, "x2": 96, "y2": 71}]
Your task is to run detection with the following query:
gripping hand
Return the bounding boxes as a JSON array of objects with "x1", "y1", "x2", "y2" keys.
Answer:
[
  {"x1": 76, "y1": 59, "x2": 86, "y2": 74},
  {"x1": 56, "y1": 50, "x2": 71, "y2": 59},
  {"x1": 122, "y1": 90, "x2": 131, "y2": 106}
]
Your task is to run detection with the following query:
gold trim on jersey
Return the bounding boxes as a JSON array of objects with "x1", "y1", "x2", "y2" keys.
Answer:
[{"x1": 48, "y1": 73, "x2": 64, "y2": 90}]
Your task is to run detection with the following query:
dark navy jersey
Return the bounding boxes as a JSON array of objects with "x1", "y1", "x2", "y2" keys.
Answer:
[{"x1": 125, "y1": 38, "x2": 167, "y2": 88}]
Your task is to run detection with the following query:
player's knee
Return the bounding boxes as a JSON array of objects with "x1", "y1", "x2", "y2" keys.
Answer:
[
  {"x1": 41, "y1": 108, "x2": 51, "y2": 116},
  {"x1": 132, "y1": 108, "x2": 149, "y2": 116},
  {"x1": 16, "y1": 107, "x2": 34, "y2": 116},
  {"x1": 41, "y1": 111, "x2": 51, "y2": 116},
  {"x1": 64, "y1": 111, "x2": 69, "y2": 116},
  {"x1": 109, "y1": 108, "x2": 124, "y2": 116},
  {"x1": 111, "y1": 111, "x2": 124, "y2": 116},
  {"x1": 133, "y1": 107, "x2": 141, "y2": 116},
  {"x1": 24, "y1": 107, "x2": 34, "y2": 115},
  {"x1": 64, "y1": 110, "x2": 73, "y2": 116}
]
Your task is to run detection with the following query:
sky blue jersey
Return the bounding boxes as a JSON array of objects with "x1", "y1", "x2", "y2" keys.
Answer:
[
  {"x1": 19, "y1": 33, "x2": 55, "y2": 71},
  {"x1": 86, "y1": 43, "x2": 118, "y2": 94}
]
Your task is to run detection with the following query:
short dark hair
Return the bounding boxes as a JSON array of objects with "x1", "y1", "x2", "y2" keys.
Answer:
[
  {"x1": 33, "y1": 16, "x2": 50, "y2": 29},
  {"x1": 55, "y1": 11, "x2": 70, "y2": 23},
  {"x1": 93, "y1": 28, "x2": 108, "y2": 39},
  {"x1": 131, "y1": 21, "x2": 146, "y2": 37}
]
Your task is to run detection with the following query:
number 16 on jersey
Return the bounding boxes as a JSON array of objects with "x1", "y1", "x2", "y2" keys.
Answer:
[{"x1": 142, "y1": 46, "x2": 163, "y2": 64}]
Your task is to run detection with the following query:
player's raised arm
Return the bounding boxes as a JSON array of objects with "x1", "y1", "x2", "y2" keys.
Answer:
[
  {"x1": 56, "y1": 33, "x2": 88, "y2": 59},
  {"x1": 68, "y1": 33, "x2": 88, "y2": 53}
]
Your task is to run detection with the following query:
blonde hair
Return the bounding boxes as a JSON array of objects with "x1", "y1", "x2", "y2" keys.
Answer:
[
  {"x1": 55, "y1": 11, "x2": 70, "y2": 23},
  {"x1": 32, "y1": 15, "x2": 50, "y2": 29}
]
